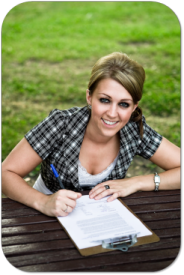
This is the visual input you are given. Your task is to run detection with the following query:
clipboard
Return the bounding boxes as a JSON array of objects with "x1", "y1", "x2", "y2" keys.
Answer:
[{"x1": 57, "y1": 198, "x2": 160, "y2": 256}]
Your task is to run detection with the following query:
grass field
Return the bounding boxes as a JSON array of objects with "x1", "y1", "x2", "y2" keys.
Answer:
[{"x1": 2, "y1": 2, "x2": 180, "y2": 178}]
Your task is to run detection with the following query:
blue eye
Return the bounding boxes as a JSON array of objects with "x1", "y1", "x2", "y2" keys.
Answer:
[
  {"x1": 100, "y1": 98, "x2": 110, "y2": 103},
  {"x1": 119, "y1": 102, "x2": 129, "y2": 108}
]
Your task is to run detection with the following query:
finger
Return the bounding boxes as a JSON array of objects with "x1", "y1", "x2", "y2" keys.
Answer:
[
  {"x1": 89, "y1": 183, "x2": 105, "y2": 195},
  {"x1": 59, "y1": 190, "x2": 82, "y2": 200},
  {"x1": 90, "y1": 181, "x2": 114, "y2": 196},
  {"x1": 55, "y1": 205, "x2": 71, "y2": 217},
  {"x1": 53, "y1": 207, "x2": 69, "y2": 217},
  {"x1": 107, "y1": 192, "x2": 119, "y2": 202},
  {"x1": 90, "y1": 184, "x2": 111, "y2": 199},
  {"x1": 62, "y1": 205, "x2": 73, "y2": 214},
  {"x1": 76, "y1": 193, "x2": 82, "y2": 199},
  {"x1": 93, "y1": 189, "x2": 113, "y2": 200},
  {"x1": 66, "y1": 191, "x2": 82, "y2": 200},
  {"x1": 64, "y1": 197, "x2": 77, "y2": 209}
]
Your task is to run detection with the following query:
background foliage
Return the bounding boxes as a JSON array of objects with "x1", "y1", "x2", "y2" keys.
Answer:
[{"x1": 2, "y1": 2, "x2": 180, "y2": 177}]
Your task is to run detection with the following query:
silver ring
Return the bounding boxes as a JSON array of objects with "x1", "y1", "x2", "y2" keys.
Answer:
[
  {"x1": 104, "y1": 185, "x2": 110, "y2": 190},
  {"x1": 64, "y1": 205, "x2": 68, "y2": 213}
]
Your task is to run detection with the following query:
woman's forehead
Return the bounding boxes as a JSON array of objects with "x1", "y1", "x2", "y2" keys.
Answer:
[{"x1": 93, "y1": 78, "x2": 133, "y2": 100}]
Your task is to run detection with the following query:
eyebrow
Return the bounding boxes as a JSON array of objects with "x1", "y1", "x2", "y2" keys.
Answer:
[{"x1": 99, "y1": 93, "x2": 133, "y2": 102}]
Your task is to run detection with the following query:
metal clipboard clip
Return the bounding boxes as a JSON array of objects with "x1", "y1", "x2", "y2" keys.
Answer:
[{"x1": 102, "y1": 234, "x2": 137, "y2": 252}]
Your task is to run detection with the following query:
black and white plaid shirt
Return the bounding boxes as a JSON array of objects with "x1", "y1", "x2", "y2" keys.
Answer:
[{"x1": 25, "y1": 106, "x2": 162, "y2": 193}]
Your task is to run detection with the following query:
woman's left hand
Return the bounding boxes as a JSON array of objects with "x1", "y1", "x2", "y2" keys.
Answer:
[{"x1": 89, "y1": 177, "x2": 141, "y2": 202}]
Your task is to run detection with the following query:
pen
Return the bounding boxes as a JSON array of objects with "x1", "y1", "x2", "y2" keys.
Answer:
[{"x1": 50, "y1": 164, "x2": 65, "y2": 189}]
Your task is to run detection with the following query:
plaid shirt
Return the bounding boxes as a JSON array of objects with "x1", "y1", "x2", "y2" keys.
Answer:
[{"x1": 25, "y1": 106, "x2": 162, "y2": 193}]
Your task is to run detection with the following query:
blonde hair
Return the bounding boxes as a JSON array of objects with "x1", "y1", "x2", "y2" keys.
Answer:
[{"x1": 88, "y1": 52, "x2": 145, "y2": 137}]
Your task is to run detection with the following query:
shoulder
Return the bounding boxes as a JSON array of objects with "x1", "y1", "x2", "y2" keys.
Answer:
[
  {"x1": 48, "y1": 106, "x2": 80, "y2": 118},
  {"x1": 47, "y1": 106, "x2": 89, "y2": 133},
  {"x1": 25, "y1": 106, "x2": 88, "y2": 137},
  {"x1": 141, "y1": 115, "x2": 162, "y2": 141},
  {"x1": 137, "y1": 115, "x2": 163, "y2": 158},
  {"x1": 120, "y1": 114, "x2": 162, "y2": 142}
]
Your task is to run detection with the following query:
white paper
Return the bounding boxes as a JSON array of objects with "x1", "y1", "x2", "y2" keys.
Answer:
[{"x1": 58, "y1": 195, "x2": 152, "y2": 249}]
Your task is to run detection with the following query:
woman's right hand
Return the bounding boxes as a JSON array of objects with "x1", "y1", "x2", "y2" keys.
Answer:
[
  {"x1": 2, "y1": 138, "x2": 82, "y2": 217},
  {"x1": 41, "y1": 190, "x2": 82, "y2": 217}
]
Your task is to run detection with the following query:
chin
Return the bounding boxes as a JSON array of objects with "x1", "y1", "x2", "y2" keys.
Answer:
[{"x1": 100, "y1": 128, "x2": 119, "y2": 138}]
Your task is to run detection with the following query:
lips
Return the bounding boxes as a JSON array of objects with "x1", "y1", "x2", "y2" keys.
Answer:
[{"x1": 102, "y1": 118, "x2": 118, "y2": 126}]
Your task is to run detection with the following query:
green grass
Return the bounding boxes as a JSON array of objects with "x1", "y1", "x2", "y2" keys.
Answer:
[{"x1": 2, "y1": 2, "x2": 180, "y2": 177}]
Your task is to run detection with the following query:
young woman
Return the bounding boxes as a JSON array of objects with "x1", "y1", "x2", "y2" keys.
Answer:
[{"x1": 2, "y1": 52, "x2": 180, "y2": 217}]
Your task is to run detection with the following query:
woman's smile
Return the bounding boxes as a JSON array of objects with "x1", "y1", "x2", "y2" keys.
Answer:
[{"x1": 101, "y1": 118, "x2": 119, "y2": 127}]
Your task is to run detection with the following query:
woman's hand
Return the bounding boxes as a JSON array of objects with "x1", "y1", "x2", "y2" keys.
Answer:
[
  {"x1": 89, "y1": 178, "x2": 140, "y2": 202},
  {"x1": 41, "y1": 190, "x2": 82, "y2": 217}
]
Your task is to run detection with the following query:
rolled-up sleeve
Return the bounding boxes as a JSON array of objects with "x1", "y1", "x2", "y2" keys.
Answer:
[{"x1": 25, "y1": 109, "x2": 65, "y2": 160}]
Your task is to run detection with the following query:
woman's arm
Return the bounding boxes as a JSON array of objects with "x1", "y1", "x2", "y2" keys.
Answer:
[
  {"x1": 139, "y1": 137, "x2": 180, "y2": 191},
  {"x1": 89, "y1": 137, "x2": 180, "y2": 201},
  {"x1": 2, "y1": 138, "x2": 81, "y2": 216}
]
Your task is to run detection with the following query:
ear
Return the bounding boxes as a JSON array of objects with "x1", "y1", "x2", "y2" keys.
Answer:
[
  {"x1": 133, "y1": 102, "x2": 139, "y2": 112},
  {"x1": 86, "y1": 89, "x2": 92, "y2": 105}
]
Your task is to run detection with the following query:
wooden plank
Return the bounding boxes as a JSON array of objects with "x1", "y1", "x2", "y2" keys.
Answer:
[
  {"x1": 85, "y1": 260, "x2": 174, "y2": 272},
  {"x1": 2, "y1": 198, "x2": 18, "y2": 204},
  {"x1": 2, "y1": 201, "x2": 33, "y2": 211},
  {"x1": 6, "y1": 248, "x2": 82, "y2": 267},
  {"x1": 130, "y1": 202, "x2": 180, "y2": 214},
  {"x1": 123, "y1": 195, "x2": 180, "y2": 206},
  {"x1": 138, "y1": 210, "x2": 180, "y2": 221},
  {"x1": 146, "y1": 218, "x2": 180, "y2": 230},
  {"x1": 2, "y1": 230, "x2": 68, "y2": 246},
  {"x1": 2, "y1": 215, "x2": 56, "y2": 228},
  {"x1": 121, "y1": 189, "x2": 180, "y2": 199},
  {"x1": 18, "y1": 248, "x2": 179, "y2": 272},
  {"x1": 5, "y1": 237, "x2": 180, "y2": 268},
  {"x1": 2, "y1": 221, "x2": 63, "y2": 237},
  {"x1": 2, "y1": 239, "x2": 75, "y2": 256},
  {"x1": 154, "y1": 227, "x2": 180, "y2": 238},
  {"x1": 130, "y1": 236, "x2": 180, "y2": 251},
  {"x1": 2, "y1": 208, "x2": 41, "y2": 219}
]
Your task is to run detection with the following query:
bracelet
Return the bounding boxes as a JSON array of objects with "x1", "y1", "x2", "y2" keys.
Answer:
[{"x1": 154, "y1": 172, "x2": 160, "y2": 191}]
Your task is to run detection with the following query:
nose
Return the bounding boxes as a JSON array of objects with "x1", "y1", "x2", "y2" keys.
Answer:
[{"x1": 106, "y1": 103, "x2": 118, "y2": 118}]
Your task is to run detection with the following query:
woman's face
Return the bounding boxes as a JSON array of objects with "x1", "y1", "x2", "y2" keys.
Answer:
[{"x1": 86, "y1": 78, "x2": 138, "y2": 139}]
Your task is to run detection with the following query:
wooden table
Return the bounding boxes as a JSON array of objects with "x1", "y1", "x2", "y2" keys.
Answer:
[{"x1": 2, "y1": 190, "x2": 180, "y2": 272}]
